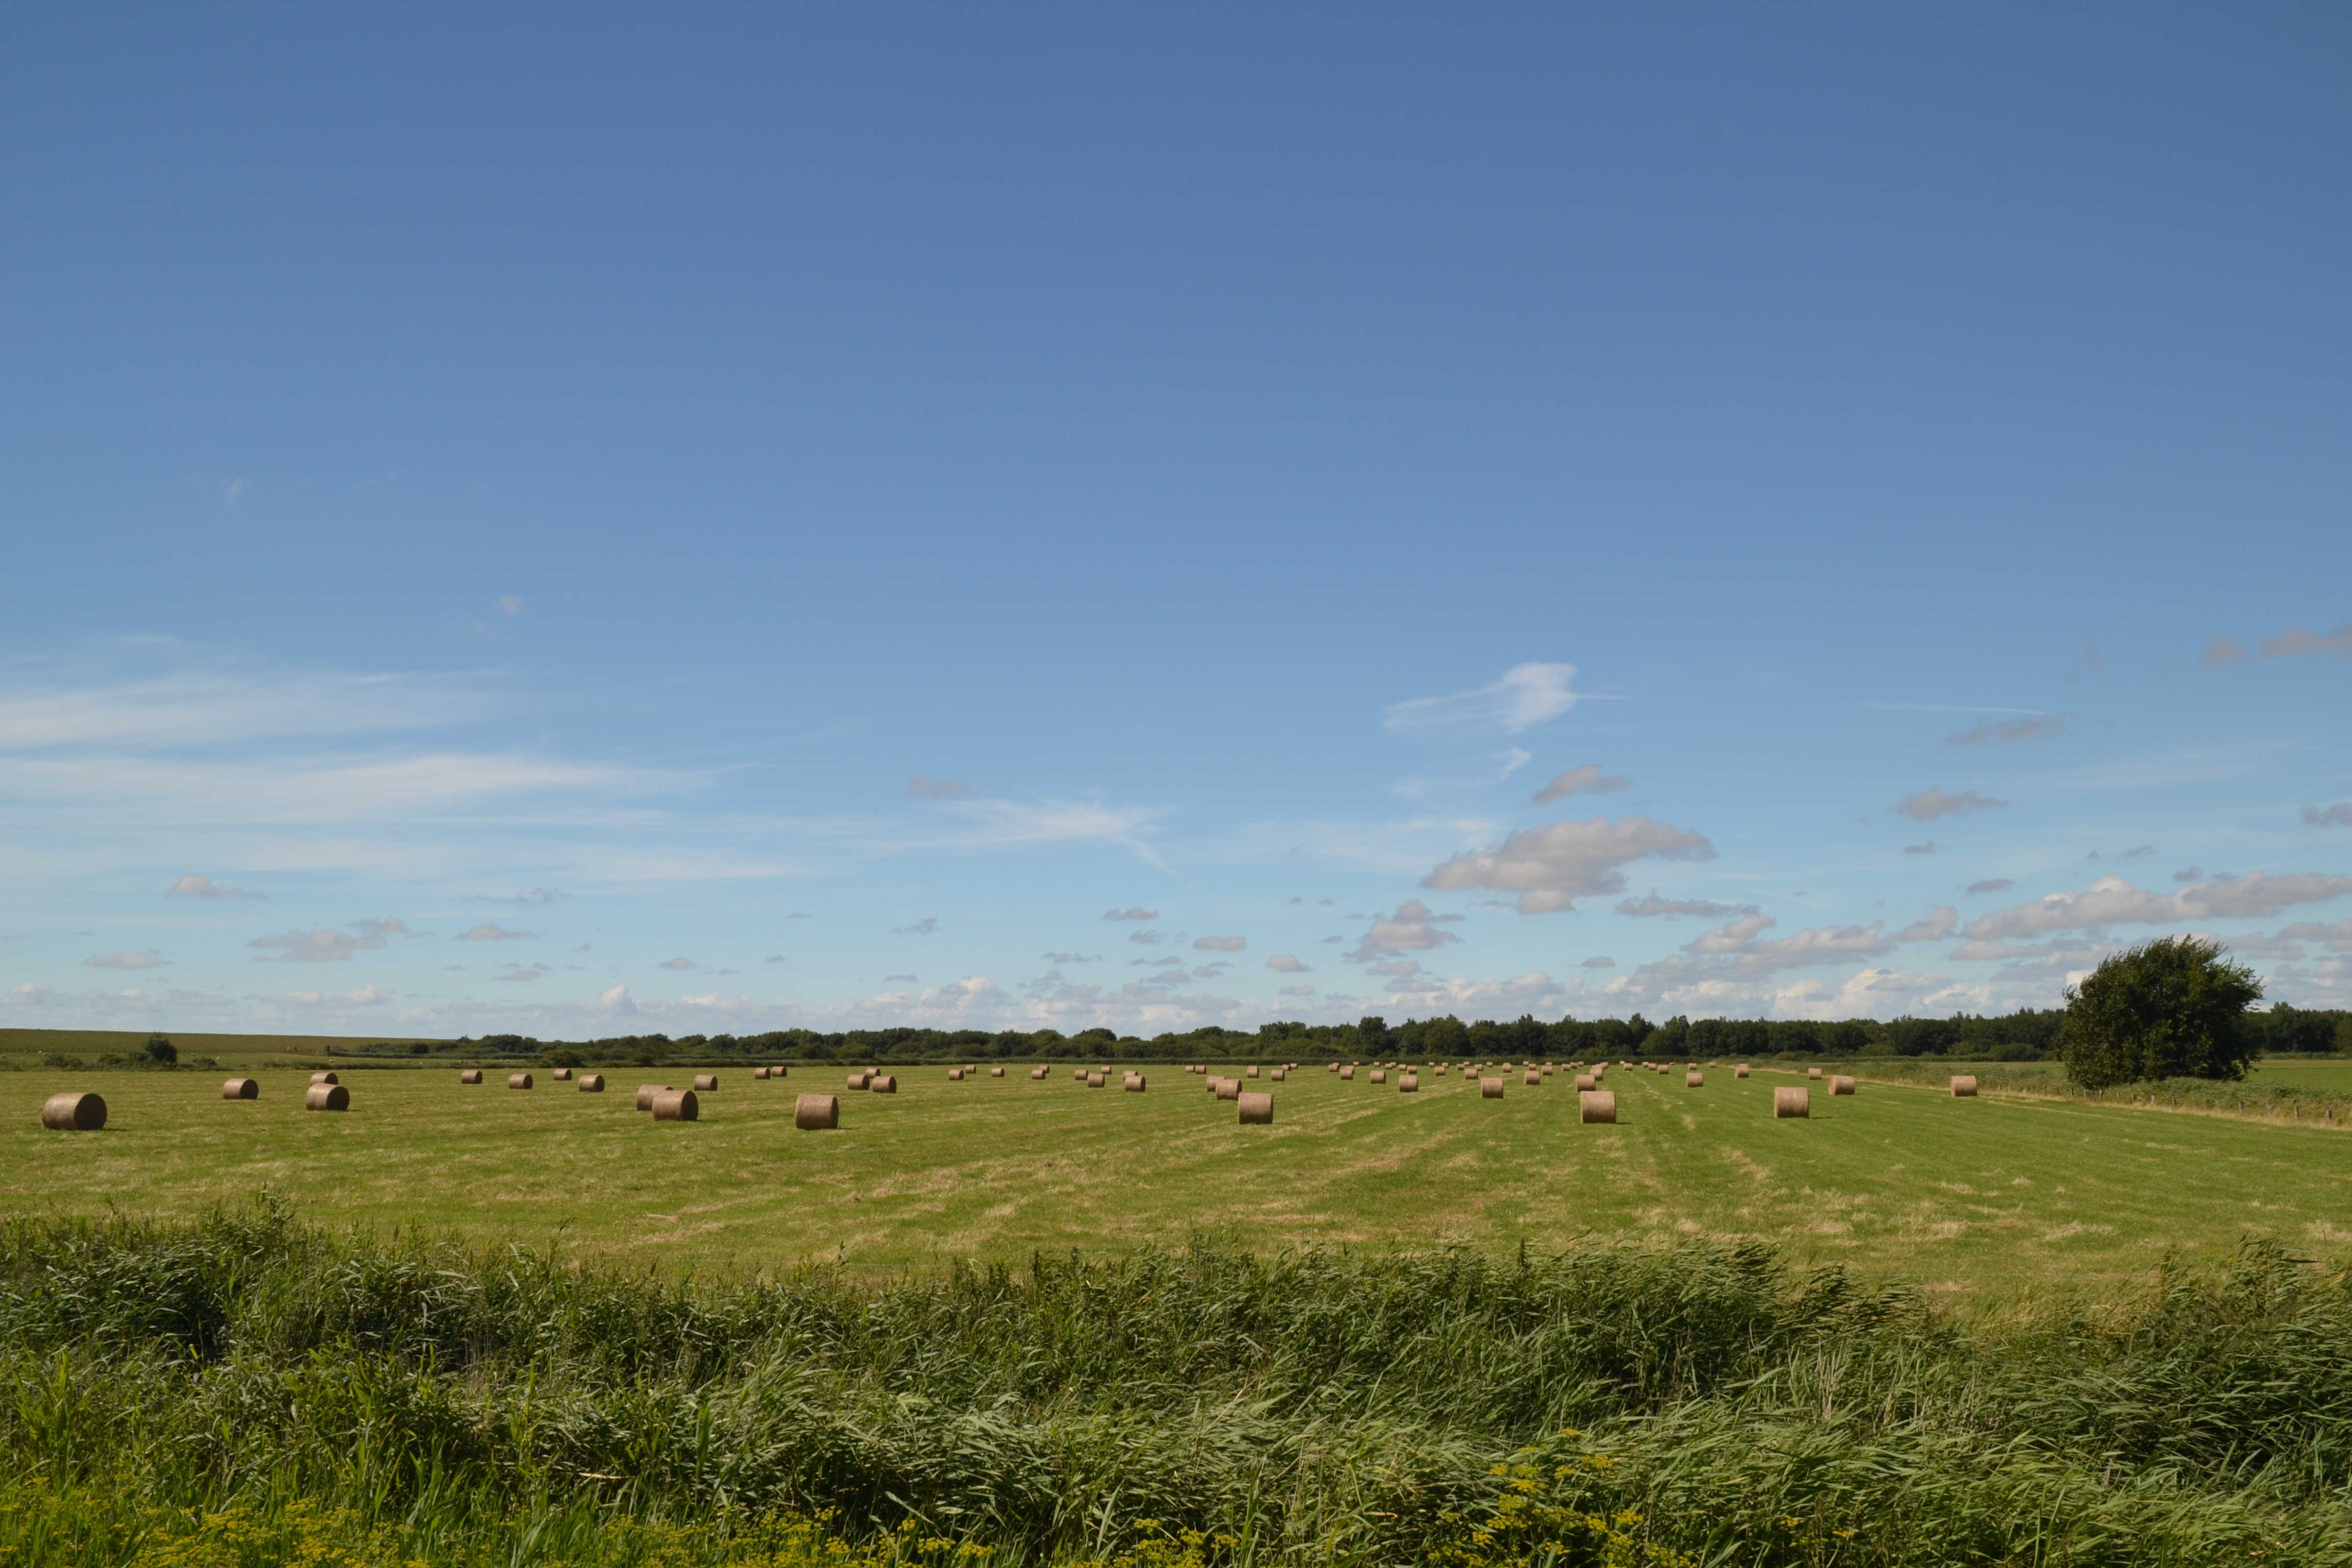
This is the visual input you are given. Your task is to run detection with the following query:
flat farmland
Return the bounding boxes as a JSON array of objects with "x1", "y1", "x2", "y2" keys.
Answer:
[{"x1": 6, "y1": 1062, "x2": 2349, "y2": 1295}]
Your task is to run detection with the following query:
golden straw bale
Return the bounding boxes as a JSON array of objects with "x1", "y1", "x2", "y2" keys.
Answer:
[
  {"x1": 1830, "y1": 1075, "x2": 1856, "y2": 1095},
  {"x1": 795, "y1": 1093, "x2": 839, "y2": 1129},
  {"x1": 847, "y1": 1071, "x2": 870, "y2": 1089},
  {"x1": 1774, "y1": 1087, "x2": 1810, "y2": 1119},
  {"x1": 310, "y1": 1071, "x2": 338, "y2": 1086},
  {"x1": 693, "y1": 1074, "x2": 719, "y2": 1092},
  {"x1": 1086, "y1": 1071, "x2": 1107, "y2": 1088},
  {"x1": 1030, "y1": 1066, "x2": 1049, "y2": 1079},
  {"x1": 460, "y1": 1068, "x2": 483, "y2": 1084},
  {"x1": 1236, "y1": 1091, "x2": 1273, "y2": 1124},
  {"x1": 869, "y1": 1074, "x2": 897, "y2": 1093},
  {"x1": 635, "y1": 1084, "x2": 672, "y2": 1110},
  {"x1": 1270, "y1": 1067, "x2": 1286, "y2": 1081},
  {"x1": 1807, "y1": 1067, "x2": 1823, "y2": 1080},
  {"x1": 1339, "y1": 1065, "x2": 1355, "y2": 1080},
  {"x1": 1578, "y1": 1089, "x2": 1616, "y2": 1124},
  {"x1": 1480, "y1": 1076, "x2": 1504, "y2": 1098},
  {"x1": 769, "y1": 1065, "x2": 789, "y2": 1077},
  {"x1": 221, "y1": 1077, "x2": 259, "y2": 1100},
  {"x1": 1246, "y1": 1065, "x2": 1260, "y2": 1078},
  {"x1": 651, "y1": 1089, "x2": 699, "y2": 1121},
  {"x1": 1523, "y1": 1070, "x2": 1540, "y2": 1086},
  {"x1": 1074, "y1": 1067, "x2": 1088, "y2": 1080},
  {"x1": 991, "y1": 1066, "x2": 1005, "y2": 1076},
  {"x1": 1399, "y1": 1073, "x2": 1419, "y2": 1092},
  {"x1": 754, "y1": 1067, "x2": 769, "y2": 1080},
  {"x1": 1215, "y1": 1079, "x2": 1241, "y2": 1101},
  {"x1": 578, "y1": 1074, "x2": 606, "y2": 1092},
  {"x1": 304, "y1": 1084, "x2": 349, "y2": 1112},
  {"x1": 1734, "y1": 1064, "x2": 1750, "y2": 1079},
  {"x1": 553, "y1": 1068, "x2": 573, "y2": 1081},
  {"x1": 948, "y1": 1068, "x2": 964, "y2": 1081},
  {"x1": 40, "y1": 1091, "x2": 106, "y2": 1131},
  {"x1": 1685, "y1": 1071, "x2": 1703, "y2": 1088},
  {"x1": 1574, "y1": 1073, "x2": 1596, "y2": 1091},
  {"x1": 1950, "y1": 1075, "x2": 1979, "y2": 1097},
  {"x1": 508, "y1": 1073, "x2": 533, "y2": 1090},
  {"x1": 1370, "y1": 1069, "x2": 1387, "y2": 1084},
  {"x1": 1123, "y1": 1073, "x2": 1147, "y2": 1092},
  {"x1": 1328, "y1": 1062, "x2": 1340, "y2": 1072}
]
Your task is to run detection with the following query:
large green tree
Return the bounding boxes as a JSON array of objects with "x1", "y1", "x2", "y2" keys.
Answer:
[{"x1": 2058, "y1": 936, "x2": 2263, "y2": 1089}]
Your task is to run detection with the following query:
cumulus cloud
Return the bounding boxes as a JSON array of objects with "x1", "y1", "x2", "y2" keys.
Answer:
[
  {"x1": 248, "y1": 917, "x2": 407, "y2": 962},
  {"x1": 1947, "y1": 715, "x2": 2068, "y2": 745},
  {"x1": 2277, "y1": 917, "x2": 2352, "y2": 952},
  {"x1": 1350, "y1": 899, "x2": 1464, "y2": 961},
  {"x1": 659, "y1": 957, "x2": 697, "y2": 970},
  {"x1": 1128, "y1": 928, "x2": 1165, "y2": 945},
  {"x1": 905, "y1": 776, "x2": 971, "y2": 799},
  {"x1": 601, "y1": 985, "x2": 636, "y2": 1013},
  {"x1": 1423, "y1": 816, "x2": 1715, "y2": 914},
  {"x1": 1614, "y1": 892, "x2": 1758, "y2": 919},
  {"x1": 1384, "y1": 662, "x2": 1585, "y2": 739},
  {"x1": 1966, "y1": 878, "x2": 2013, "y2": 895},
  {"x1": 84, "y1": 950, "x2": 166, "y2": 970},
  {"x1": 1193, "y1": 935, "x2": 1246, "y2": 951},
  {"x1": 892, "y1": 917, "x2": 940, "y2": 936},
  {"x1": 1899, "y1": 906, "x2": 1958, "y2": 942},
  {"x1": 2201, "y1": 635, "x2": 2245, "y2": 666},
  {"x1": 1581, "y1": 955, "x2": 1615, "y2": 969},
  {"x1": 1102, "y1": 907, "x2": 1159, "y2": 921},
  {"x1": 167, "y1": 874, "x2": 264, "y2": 900},
  {"x1": 458, "y1": 924, "x2": 536, "y2": 942},
  {"x1": 1681, "y1": 914, "x2": 1899, "y2": 970},
  {"x1": 1966, "y1": 873, "x2": 2352, "y2": 940},
  {"x1": 1266, "y1": 954, "x2": 1309, "y2": 972},
  {"x1": 1529, "y1": 764, "x2": 1630, "y2": 803},
  {"x1": 2305, "y1": 803, "x2": 2352, "y2": 828},
  {"x1": 1897, "y1": 788, "x2": 2008, "y2": 821},
  {"x1": 2265, "y1": 622, "x2": 2352, "y2": 659}
]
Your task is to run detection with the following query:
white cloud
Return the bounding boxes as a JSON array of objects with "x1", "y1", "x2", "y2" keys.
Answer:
[
  {"x1": 1897, "y1": 788, "x2": 2008, "y2": 821},
  {"x1": 1529, "y1": 763, "x2": 1631, "y2": 803},
  {"x1": 458, "y1": 924, "x2": 536, "y2": 942},
  {"x1": 1899, "y1": 906, "x2": 1958, "y2": 942},
  {"x1": 84, "y1": 950, "x2": 167, "y2": 970},
  {"x1": 1384, "y1": 662, "x2": 1585, "y2": 739},
  {"x1": 248, "y1": 917, "x2": 406, "y2": 962},
  {"x1": 0, "y1": 668, "x2": 497, "y2": 750},
  {"x1": 1966, "y1": 874, "x2": 2352, "y2": 940},
  {"x1": 2265, "y1": 622, "x2": 2352, "y2": 659},
  {"x1": 1614, "y1": 892, "x2": 1758, "y2": 918},
  {"x1": 1393, "y1": 749, "x2": 1535, "y2": 801},
  {"x1": 1966, "y1": 878, "x2": 2012, "y2": 895},
  {"x1": 1423, "y1": 815, "x2": 1715, "y2": 914},
  {"x1": 1102, "y1": 906, "x2": 1159, "y2": 921},
  {"x1": 166, "y1": 873, "x2": 265, "y2": 900},
  {"x1": 601, "y1": 985, "x2": 637, "y2": 1013},
  {"x1": 1128, "y1": 928, "x2": 1166, "y2": 945},
  {"x1": 1349, "y1": 899, "x2": 1464, "y2": 961},
  {"x1": 659, "y1": 957, "x2": 698, "y2": 970},
  {"x1": 1581, "y1": 955, "x2": 1614, "y2": 969},
  {"x1": 1947, "y1": 715, "x2": 2067, "y2": 745},
  {"x1": 905, "y1": 776, "x2": 971, "y2": 799},
  {"x1": 1193, "y1": 935, "x2": 1246, "y2": 951},
  {"x1": 1265, "y1": 954, "x2": 1309, "y2": 972}
]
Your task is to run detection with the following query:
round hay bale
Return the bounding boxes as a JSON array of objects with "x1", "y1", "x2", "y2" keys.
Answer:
[
  {"x1": 1236, "y1": 1091, "x2": 1273, "y2": 1124},
  {"x1": 1685, "y1": 1071, "x2": 1704, "y2": 1088},
  {"x1": 651, "y1": 1089, "x2": 699, "y2": 1122},
  {"x1": 795, "y1": 1093, "x2": 839, "y2": 1129},
  {"x1": 1734, "y1": 1064, "x2": 1750, "y2": 1079},
  {"x1": 40, "y1": 1091, "x2": 106, "y2": 1131},
  {"x1": 1123, "y1": 1073, "x2": 1147, "y2": 1093},
  {"x1": 304, "y1": 1083, "x2": 349, "y2": 1112},
  {"x1": 1245, "y1": 1065, "x2": 1260, "y2": 1078},
  {"x1": 578, "y1": 1073, "x2": 606, "y2": 1092},
  {"x1": 1950, "y1": 1074, "x2": 1979, "y2": 1097},
  {"x1": 1073, "y1": 1067, "x2": 1088, "y2": 1080},
  {"x1": 460, "y1": 1068, "x2": 483, "y2": 1084},
  {"x1": 1370, "y1": 1069, "x2": 1387, "y2": 1084},
  {"x1": 1328, "y1": 1062, "x2": 1339, "y2": 1072},
  {"x1": 508, "y1": 1072, "x2": 533, "y2": 1090},
  {"x1": 847, "y1": 1071, "x2": 871, "y2": 1090},
  {"x1": 1480, "y1": 1076, "x2": 1504, "y2": 1099},
  {"x1": 1578, "y1": 1089, "x2": 1616, "y2": 1124},
  {"x1": 310, "y1": 1071, "x2": 339, "y2": 1086},
  {"x1": 1522, "y1": 1070, "x2": 1540, "y2": 1086},
  {"x1": 1774, "y1": 1087, "x2": 1811, "y2": 1119},
  {"x1": 1030, "y1": 1066, "x2": 1049, "y2": 1079},
  {"x1": 1215, "y1": 1079, "x2": 1241, "y2": 1101},
  {"x1": 1270, "y1": 1067, "x2": 1287, "y2": 1081},
  {"x1": 1573, "y1": 1073, "x2": 1596, "y2": 1091},
  {"x1": 869, "y1": 1074, "x2": 897, "y2": 1094},
  {"x1": 754, "y1": 1066, "x2": 770, "y2": 1080},
  {"x1": 1399, "y1": 1072, "x2": 1419, "y2": 1092},
  {"x1": 769, "y1": 1065, "x2": 790, "y2": 1077},
  {"x1": 553, "y1": 1067, "x2": 574, "y2": 1082},
  {"x1": 1807, "y1": 1067, "x2": 1823, "y2": 1080},
  {"x1": 1830, "y1": 1075, "x2": 1856, "y2": 1096},
  {"x1": 1086, "y1": 1071, "x2": 1107, "y2": 1088},
  {"x1": 948, "y1": 1067, "x2": 964, "y2": 1081},
  {"x1": 221, "y1": 1077, "x2": 259, "y2": 1100},
  {"x1": 635, "y1": 1084, "x2": 672, "y2": 1110},
  {"x1": 1339, "y1": 1065, "x2": 1356, "y2": 1080},
  {"x1": 991, "y1": 1066, "x2": 1005, "y2": 1077},
  {"x1": 692, "y1": 1074, "x2": 719, "y2": 1092}
]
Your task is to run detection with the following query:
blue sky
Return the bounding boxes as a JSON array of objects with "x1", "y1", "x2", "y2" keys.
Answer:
[{"x1": 4, "y1": 2, "x2": 2348, "y2": 1038}]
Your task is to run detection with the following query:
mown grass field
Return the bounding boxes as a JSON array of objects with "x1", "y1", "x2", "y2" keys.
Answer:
[
  {"x1": 0, "y1": 1025, "x2": 444, "y2": 1061},
  {"x1": 9, "y1": 1059, "x2": 2350, "y2": 1295}
]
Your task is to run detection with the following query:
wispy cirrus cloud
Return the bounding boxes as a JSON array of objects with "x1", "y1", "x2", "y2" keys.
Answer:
[
  {"x1": 1384, "y1": 663, "x2": 1589, "y2": 740},
  {"x1": 1947, "y1": 714, "x2": 2067, "y2": 745},
  {"x1": 1897, "y1": 788, "x2": 2008, "y2": 821},
  {"x1": 1529, "y1": 763, "x2": 1630, "y2": 803},
  {"x1": 167, "y1": 873, "x2": 264, "y2": 900}
]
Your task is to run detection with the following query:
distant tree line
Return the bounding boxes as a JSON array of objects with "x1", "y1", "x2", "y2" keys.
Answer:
[{"x1": 346, "y1": 1000, "x2": 2347, "y2": 1067}]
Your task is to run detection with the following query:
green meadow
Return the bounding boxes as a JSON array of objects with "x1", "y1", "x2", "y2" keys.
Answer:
[{"x1": 9, "y1": 1058, "x2": 2350, "y2": 1294}]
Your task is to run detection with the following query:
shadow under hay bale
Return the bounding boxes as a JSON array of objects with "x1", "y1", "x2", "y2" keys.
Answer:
[
  {"x1": 41, "y1": 1091, "x2": 106, "y2": 1131},
  {"x1": 795, "y1": 1092, "x2": 839, "y2": 1129}
]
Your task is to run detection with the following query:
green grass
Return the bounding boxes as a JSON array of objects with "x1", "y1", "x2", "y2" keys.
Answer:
[
  {"x1": 8, "y1": 1061, "x2": 2351, "y2": 1295},
  {"x1": 0, "y1": 1026, "x2": 446, "y2": 1062}
]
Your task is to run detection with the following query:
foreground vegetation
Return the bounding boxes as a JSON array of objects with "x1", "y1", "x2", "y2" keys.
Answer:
[{"x1": 5, "y1": 1208, "x2": 2352, "y2": 1566}]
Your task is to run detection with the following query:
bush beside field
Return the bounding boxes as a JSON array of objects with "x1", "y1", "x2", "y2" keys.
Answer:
[{"x1": 6, "y1": 1208, "x2": 2352, "y2": 1566}]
